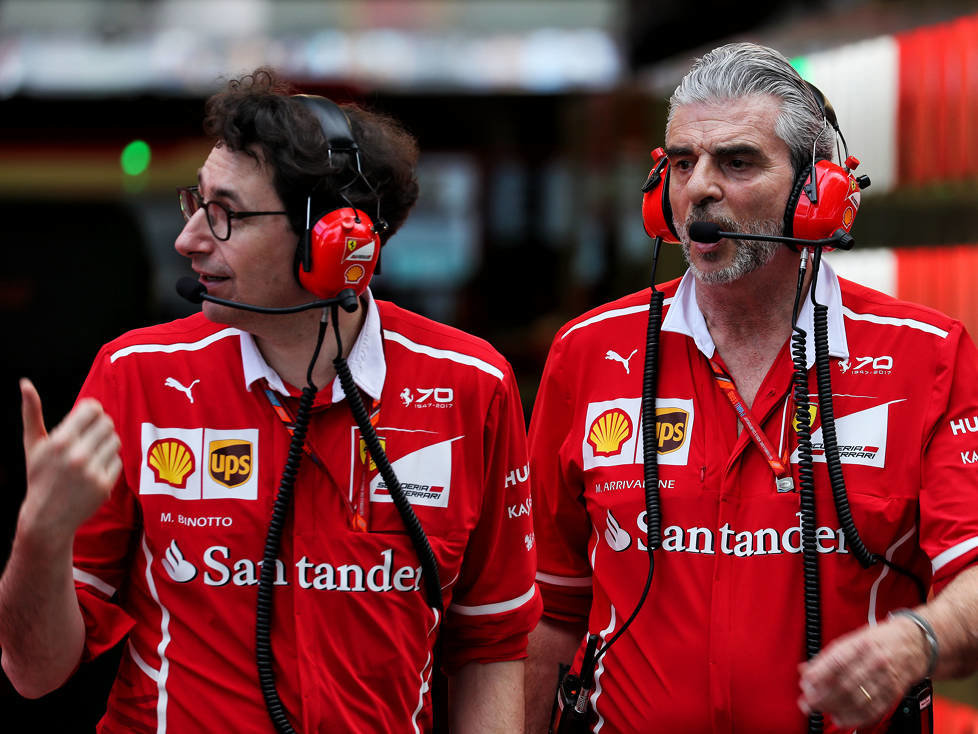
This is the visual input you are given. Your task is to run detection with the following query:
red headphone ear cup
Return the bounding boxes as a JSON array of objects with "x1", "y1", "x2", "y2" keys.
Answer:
[
  {"x1": 788, "y1": 159, "x2": 862, "y2": 246},
  {"x1": 298, "y1": 208, "x2": 380, "y2": 298},
  {"x1": 641, "y1": 155, "x2": 680, "y2": 243}
]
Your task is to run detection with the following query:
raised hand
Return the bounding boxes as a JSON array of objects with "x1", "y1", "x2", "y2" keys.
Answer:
[{"x1": 18, "y1": 378, "x2": 122, "y2": 539}]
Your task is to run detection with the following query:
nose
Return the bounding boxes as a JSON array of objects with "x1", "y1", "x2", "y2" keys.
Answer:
[
  {"x1": 174, "y1": 209, "x2": 214, "y2": 258},
  {"x1": 683, "y1": 158, "x2": 723, "y2": 207}
]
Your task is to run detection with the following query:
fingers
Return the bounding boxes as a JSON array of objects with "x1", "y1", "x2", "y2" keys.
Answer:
[
  {"x1": 798, "y1": 622, "x2": 918, "y2": 728},
  {"x1": 86, "y1": 416, "x2": 123, "y2": 486},
  {"x1": 20, "y1": 378, "x2": 47, "y2": 452},
  {"x1": 19, "y1": 388, "x2": 122, "y2": 537}
]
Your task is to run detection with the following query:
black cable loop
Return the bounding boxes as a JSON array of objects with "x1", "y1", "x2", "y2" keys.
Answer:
[
  {"x1": 811, "y1": 301, "x2": 875, "y2": 569},
  {"x1": 788, "y1": 252, "x2": 823, "y2": 734},
  {"x1": 792, "y1": 321, "x2": 823, "y2": 734},
  {"x1": 255, "y1": 313, "x2": 328, "y2": 734},
  {"x1": 329, "y1": 306, "x2": 443, "y2": 612},
  {"x1": 596, "y1": 236, "x2": 663, "y2": 662},
  {"x1": 807, "y1": 250, "x2": 926, "y2": 602}
]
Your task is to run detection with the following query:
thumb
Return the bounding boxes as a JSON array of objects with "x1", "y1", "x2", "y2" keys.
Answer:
[{"x1": 20, "y1": 378, "x2": 48, "y2": 452}]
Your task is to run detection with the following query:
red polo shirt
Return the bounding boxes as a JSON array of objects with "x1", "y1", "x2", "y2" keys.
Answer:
[
  {"x1": 530, "y1": 263, "x2": 978, "y2": 733},
  {"x1": 73, "y1": 292, "x2": 541, "y2": 733}
]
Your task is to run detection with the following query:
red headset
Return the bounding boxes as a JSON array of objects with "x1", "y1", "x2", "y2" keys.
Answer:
[
  {"x1": 641, "y1": 85, "x2": 867, "y2": 249},
  {"x1": 292, "y1": 95, "x2": 384, "y2": 299}
]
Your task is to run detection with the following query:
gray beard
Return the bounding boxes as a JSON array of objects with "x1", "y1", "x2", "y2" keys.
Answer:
[{"x1": 679, "y1": 210, "x2": 783, "y2": 285}]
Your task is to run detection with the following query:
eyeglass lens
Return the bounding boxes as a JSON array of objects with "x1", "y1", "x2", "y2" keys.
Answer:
[{"x1": 178, "y1": 188, "x2": 230, "y2": 240}]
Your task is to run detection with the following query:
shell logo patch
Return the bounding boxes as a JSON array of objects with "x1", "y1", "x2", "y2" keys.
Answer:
[
  {"x1": 208, "y1": 439, "x2": 253, "y2": 488},
  {"x1": 148, "y1": 438, "x2": 195, "y2": 488},
  {"x1": 587, "y1": 408, "x2": 633, "y2": 457},
  {"x1": 345, "y1": 264, "x2": 366, "y2": 284}
]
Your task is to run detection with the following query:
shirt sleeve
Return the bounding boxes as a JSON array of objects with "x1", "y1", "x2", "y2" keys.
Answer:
[
  {"x1": 440, "y1": 363, "x2": 542, "y2": 672},
  {"x1": 72, "y1": 345, "x2": 139, "y2": 661},
  {"x1": 919, "y1": 322, "x2": 978, "y2": 592},
  {"x1": 528, "y1": 335, "x2": 593, "y2": 623}
]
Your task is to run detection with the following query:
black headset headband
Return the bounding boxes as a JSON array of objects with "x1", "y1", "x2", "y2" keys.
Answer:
[{"x1": 292, "y1": 94, "x2": 358, "y2": 153}]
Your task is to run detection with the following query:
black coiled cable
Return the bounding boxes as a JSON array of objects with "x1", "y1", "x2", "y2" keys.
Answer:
[
  {"x1": 593, "y1": 237, "x2": 664, "y2": 664},
  {"x1": 254, "y1": 305, "x2": 444, "y2": 734},
  {"x1": 789, "y1": 254, "x2": 823, "y2": 734},
  {"x1": 794, "y1": 248, "x2": 927, "y2": 734},
  {"x1": 255, "y1": 315, "x2": 329, "y2": 734},
  {"x1": 329, "y1": 306, "x2": 443, "y2": 612},
  {"x1": 808, "y1": 249, "x2": 926, "y2": 601}
]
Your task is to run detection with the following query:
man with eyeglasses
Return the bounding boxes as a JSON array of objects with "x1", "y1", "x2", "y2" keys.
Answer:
[{"x1": 0, "y1": 68, "x2": 540, "y2": 733}]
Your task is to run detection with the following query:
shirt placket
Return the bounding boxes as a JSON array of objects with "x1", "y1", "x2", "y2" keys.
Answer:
[{"x1": 708, "y1": 353, "x2": 795, "y2": 733}]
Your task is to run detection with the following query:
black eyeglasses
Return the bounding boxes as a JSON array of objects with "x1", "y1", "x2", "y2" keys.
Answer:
[{"x1": 177, "y1": 185, "x2": 288, "y2": 241}]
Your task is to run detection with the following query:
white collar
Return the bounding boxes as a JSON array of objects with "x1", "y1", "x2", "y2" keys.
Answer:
[
  {"x1": 661, "y1": 259, "x2": 849, "y2": 369},
  {"x1": 239, "y1": 288, "x2": 386, "y2": 402}
]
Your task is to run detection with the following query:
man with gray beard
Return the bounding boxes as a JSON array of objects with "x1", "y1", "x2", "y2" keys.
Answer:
[
  {"x1": 680, "y1": 207, "x2": 782, "y2": 284},
  {"x1": 525, "y1": 42, "x2": 978, "y2": 733}
]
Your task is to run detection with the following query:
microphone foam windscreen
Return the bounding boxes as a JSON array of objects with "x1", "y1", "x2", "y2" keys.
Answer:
[
  {"x1": 688, "y1": 221, "x2": 722, "y2": 243},
  {"x1": 175, "y1": 277, "x2": 206, "y2": 304}
]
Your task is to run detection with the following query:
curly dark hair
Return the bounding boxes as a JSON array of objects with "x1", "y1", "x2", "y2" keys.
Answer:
[{"x1": 202, "y1": 67, "x2": 419, "y2": 245}]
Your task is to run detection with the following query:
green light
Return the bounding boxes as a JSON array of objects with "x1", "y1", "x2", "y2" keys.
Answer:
[
  {"x1": 790, "y1": 56, "x2": 811, "y2": 81},
  {"x1": 121, "y1": 140, "x2": 151, "y2": 176}
]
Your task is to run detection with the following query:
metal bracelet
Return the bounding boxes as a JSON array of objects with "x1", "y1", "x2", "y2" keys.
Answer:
[{"x1": 889, "y1": 608, "x2": 939, "y2": 678}]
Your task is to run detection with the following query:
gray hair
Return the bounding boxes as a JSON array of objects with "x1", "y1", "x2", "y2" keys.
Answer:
[{"x1": 667, "y1": 42, "x2": 834, "y2": 177}]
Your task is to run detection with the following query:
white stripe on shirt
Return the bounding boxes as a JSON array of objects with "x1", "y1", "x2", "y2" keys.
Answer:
[
  {"x1": 110, "y1": 328, "x2": 240, "y2": 363},
  {"x1": 535, "y1": 571, "x2": 592, "y2": 587},
  {"x1": 450, "y1": 585, "x2": 537, "y2": 616},
  {"x1": 73, "y1": 567, "x2": 117, "y2": 597},
  {"x1": 383, "y1": 329, "x2": 504, "y2": 381},
  {"x1": 141, "y1": 534, "x2": 172, "y2": 734},
  {"x1": 842, "y1": 307, "x2": 949, "y2": 339},
  {"x1": 932, "y1": 536, "x2": 978, "y2": 574},
  {"x1": 561, "y1": 301, "x2": 673, "y2": 341}
]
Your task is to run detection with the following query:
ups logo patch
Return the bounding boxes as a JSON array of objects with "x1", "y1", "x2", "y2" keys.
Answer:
[
  {"x1": 655, "y1": 408, "x2": 689, "y2": 454},
  {"x1": 209, "y1": 439, "x2": 253, "y2": 488}
]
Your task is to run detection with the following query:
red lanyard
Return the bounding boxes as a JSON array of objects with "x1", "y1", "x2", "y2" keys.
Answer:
[
  {"x1": 708, "y1": 358, "x2": 795, "y2": 492},
  {"x1": 262, "y1": 383, "x2": 380, "y2": 530}
]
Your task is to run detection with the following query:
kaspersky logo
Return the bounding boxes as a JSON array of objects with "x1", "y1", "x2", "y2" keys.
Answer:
[{"x1": 583, "y1": 398, "x2": 694, "y2": 469}]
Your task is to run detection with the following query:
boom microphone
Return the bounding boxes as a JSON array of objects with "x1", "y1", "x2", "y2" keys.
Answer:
[
  {"x1": 687, "y1": 221, "x2": 855, "y2": 250},
  {"x1": 175, "y1": 277, "x2": 359, "y2": 314}
]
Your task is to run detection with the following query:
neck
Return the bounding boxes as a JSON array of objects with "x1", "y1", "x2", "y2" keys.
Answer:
[
  {"x1": 696, "y1": 250, "x2": 812, "y2": 342},
  {"x1": 696, "y1": 251, "x2": 813, "y2": 408},
  {"x1": 253, "y1": 300, "x2": 367, "y2": 391}
]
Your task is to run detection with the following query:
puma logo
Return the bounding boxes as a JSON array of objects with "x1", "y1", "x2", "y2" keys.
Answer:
[
  {"x1": 605, "y1": 349, "x2": 638, "y2": 374},
  {"x1": 165, "y1": 377, "x2": 200, "y2": 403}
]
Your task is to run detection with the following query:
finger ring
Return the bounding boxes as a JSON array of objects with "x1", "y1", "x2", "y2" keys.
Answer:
[{"x1": 858, "y1": 684, "x2": 872, "y2": 703}]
